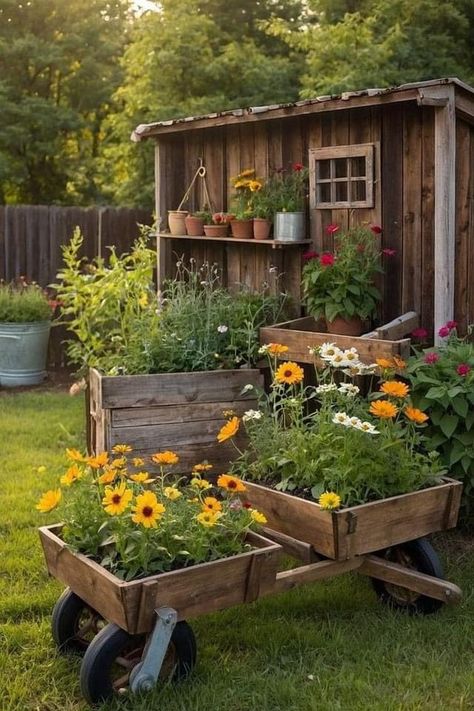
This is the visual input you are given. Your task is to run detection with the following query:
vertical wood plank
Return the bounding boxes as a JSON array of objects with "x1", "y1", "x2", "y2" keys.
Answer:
[
  {"x1": 454, "y1": 119, "x2": 471, "y2": 335},
  {"x1": 421, "y1": 108, "x2": 436, "y2": 333},
  {"x1": 402, "y1": 104, "x2": 423, "y2": 317}
]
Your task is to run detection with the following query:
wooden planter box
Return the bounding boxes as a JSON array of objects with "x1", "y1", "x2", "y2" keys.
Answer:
[
  {"x1": 88, "y1": 368, "x2": 263, "y2": 472},
  {"x1": 39, "y1": 525, "x2": 281, "y2": 633},
  {"x1": 243, "y1": 478, "x2": 462, "y2": 560},
  {"x1": 260, "y1": 316, "x2": 411, "y2": 365}
]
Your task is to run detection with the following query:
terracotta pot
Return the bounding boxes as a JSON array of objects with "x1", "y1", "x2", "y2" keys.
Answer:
[
  {"x1": 253, "y1": 218, "x2": 272, "y2": 240},
  {"x1": 185, "y1": 215, "x2": 205, "y2": 236},
  {"x1": 230, "y1": 219, "x2": 253, "y2": 239},
  {"x1": 203, "y1": 224, "x2": 229, "y2": 238},
  {"x1": 168, "y1": 210, "x2": 188, "y2": 235},
  {"x1": 326, "y1": 316, "x2": 364, "y2": 336}
]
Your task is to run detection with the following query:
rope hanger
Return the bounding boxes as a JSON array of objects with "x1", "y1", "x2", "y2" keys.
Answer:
[{"x1": 177, "y1": 158, "x2": 214, "y2": 213}]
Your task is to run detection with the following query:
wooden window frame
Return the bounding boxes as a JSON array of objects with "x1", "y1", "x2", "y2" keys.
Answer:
[{"x1": 309, "y1": 143, "x2": 375, "y2": 209}]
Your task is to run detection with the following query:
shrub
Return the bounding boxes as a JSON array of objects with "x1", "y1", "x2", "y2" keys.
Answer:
[{"x1": 0, "y1": 278, "x2": 52, "y2": 323}]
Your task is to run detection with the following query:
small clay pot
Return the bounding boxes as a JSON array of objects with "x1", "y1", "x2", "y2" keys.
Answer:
[
  {"x1": 253, "y1": 218, "x2": 272, "y2": 240},
  {"x1": 230, "y1": 219, "x2": 253, "y2": 239},
  {"x1": 185, "y1": 215, "x2": 205, "y2": 236},
  {"x1": 326, "y1": 316, "x2": 364, "y2": 336},
  {"x1": 203, "y1": 224, "x2": 229, "y2": 237},
  {"x1": 168, "y1": 210, "x2": 188, "y2": 235}
]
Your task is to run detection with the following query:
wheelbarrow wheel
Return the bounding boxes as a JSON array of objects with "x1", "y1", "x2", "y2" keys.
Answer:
[
  {"x1": 79, "y1": 620, "x2": 196, "y2": 705},
  {"x1": 371, "y1": 537, "x2": 444, "y2": 615},
  {"x1": 51, "y1": 588, "x2": 105, "y2": 655}
]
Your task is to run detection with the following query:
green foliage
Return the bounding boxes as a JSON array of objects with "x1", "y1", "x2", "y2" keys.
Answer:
[
  {"x1": 0, "y1": 280, "x2": 52, "y2": 322},
  {"x1": 301, "y1": 224, "x2": 384, "y2": 322},
  {"x1": 407, "y1": 325, "x2": 474, "y2": 519},
  {"x1": 265, "y1": 163, "x2": 309, "y2": 212}
]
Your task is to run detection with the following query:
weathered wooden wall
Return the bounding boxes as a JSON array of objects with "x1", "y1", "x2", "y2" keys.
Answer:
[
  {"x1": 156, "y1": 103, "x2": 474, "y2": 333},
  {"x1": 0, "y1": 205, "x2": 153, "y2": 367}
]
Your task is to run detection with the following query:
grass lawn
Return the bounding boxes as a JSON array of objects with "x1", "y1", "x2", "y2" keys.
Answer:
[{"x1": 1, "y1": 391, "x2": 473, "y2": 711}]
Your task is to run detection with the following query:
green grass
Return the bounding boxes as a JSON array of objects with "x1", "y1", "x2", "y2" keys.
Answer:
[{"x1": 1, "y1": 391, "x2": 473, "y2": 711}]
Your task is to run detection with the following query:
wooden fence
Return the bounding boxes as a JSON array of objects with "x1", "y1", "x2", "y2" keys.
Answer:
[{"x1": 0, "y1": 205, "x2": 153, "y2": 368}]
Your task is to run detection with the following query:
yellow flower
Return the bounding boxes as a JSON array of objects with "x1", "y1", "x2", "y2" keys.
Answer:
[
  {"x1": 151, "y1": 451, "x2": 179, "y2": 466},
  {"x1": 318, "y1": 492, "x2": 341, "y2": 511},
  {"x1": 138, "y1": 293, "x2": 148, "y2": 308},
  {"x1": 196, "y1": 511, "x2": 221, "y2": 527},
  {"x1": 66, "y1": 448, "x2": 84, "y2": 462},
  {"x1": 233, "y1": 178, "x2": 250, "y2": 189},
  {"x1": 132, "y1": 491, "x2": 165, "y2": 528},
  {"x1": 60, "y1": 464, "x2": 82, "y2": 487},
  {"x1": 217, "y1": 474, "x2": 246, "y2": 493},
  {"x1": 188, "y1": 497, "x2": 200, "y2": 503},
  {"x1": 36, "y1": 489, "x2": 62, "y2": 513},
  {"x1": 369, "y1": 400, "x2": 398, "y2": 419},
  {"x1": 112, "y1": 444, "x2": 132, "y2": 454},
  {"x1": 248, "y1": 179, "x2": 262, "y2": 192},
  {"x1": 393, "y1": 356, "x2": 406, "y2": 369},
  {"x1": 380, "y1": 381, "x2": 410, "y2": 398},
  {"x1": 404, "y1": 407, "x2": 429, "y2": 424},
  {"x1": 87, "y1": 452, "x2": 109, "y2": 469},
  {"x1": 164, "y1": 486, "x2": 182, "y2": 500},
  {"x1": 111, "y1": 457, "x2": 127, "y2": 468},
  {"x1": 37, "y1": 465, "x2": 46, "y2": 474},
  {"x1": 190, "y1": 477, "x2": 212, "y2": 490},
  {"x1": 132, "y1": 457, "x2": 145, "y2": 467},
  {"x1": 222, "y1": 410, "x2": 235, "y2": 418},
  {"x1": 275, "y1": 362, "x2": 304, "y2": 385},
  {"x1": 98, "y1": 467, "x2": 118, "y2": 485},
  {"x1": 102, "y1": 482, "x2": 133, "y2": 516},
  {"x1": 239, "y1": 168, "x2": 256, "y2": 178},
  {"x1": 202, "y1": 496, "x2": 222, "y2": 513},
  {"x1": 192, "y1": 463, "x2": 213, "y2": 473},
  {"x1": 217, "y1": 417, "x2": 240, "y2": 443},
  {"x1": 250, "y1": 509, "x2": 267, "y2": 524},
  {"x1": 376, "y1": 357, "x2": 395, "y2": 369},
  {"x1": 267, "y1": 343, "x2": 289, "y2": 356},
  {"x1": 130, "y1": 472, "x2": 154, "y2": 484}
]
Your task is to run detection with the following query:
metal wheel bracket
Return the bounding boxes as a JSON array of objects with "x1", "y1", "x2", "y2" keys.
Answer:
[{"x1": 129, "y1": 607, "x2": 178, "y2": 694}]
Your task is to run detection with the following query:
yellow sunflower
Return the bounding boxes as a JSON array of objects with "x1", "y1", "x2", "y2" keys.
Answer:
[
  {"x1": 66, "y1": 448, "x2": 84, "y2": 462},
  {"x1": 102, "y1": 482, "x2": 133, "y2": 516},
  {"x1": 130, "y1": 472, "x2": 154, "y2": 484},
  {"x1": 380, "y1": 381, "x2": 410, "y2": 398},
  {"x1": 111, "y1": 457, "x2": 127, "y2": 468},
  {"x1": 202, "y1": 496, "x2": 222, "y2": 513},
  {"x1": 318, "y1": 492, "x2": 341, "y2": 511},
  {"x1": 196, "y1": 511, "x2": 221, "y2": 527},
  {"x1": 164, "y1": 486, "x2": 182, "y2": 501},
  {"x1": 36, "y1": 489, "x2": 62, "y2": 513},
  {"x1": 217, "y1": 416, "x2": 240, "y2": 443},
  {"x1": 87, "y1": 452, "x2": 109, "y2": 469},
  {"x1": 132, "y1": 491, "x2": 165, "y2": 528},
  {"x1": 217, "y1": 474, "x2": 246, "y2": 493},
  {"x1": 190, "y1": 477, "x2": 212, "y2": 490},
  {"x1": 151, "y1": 451, "x2": 179, "y2": 466},
  {"x1": 267, "y1": 343, "x2": 289, "y2": 357},
  {"x1": 98, "y1": 467, "x2": 118, "y2": 485},
  {"x1": 369, "y1": 400, "x2": 398, "y2": 419},
  {"x1": 112, "y1": 444, "x2": 132, "y2": 454},
  {"x1": 60, "y1": 464, "x2": 82, "y2": 487},
  {"x1": 275, "y1": 362, "x2": 304, "y2": 385},
  {"x1": 404, "y1": 407, "x2": 429, "y2": 424},
  {"x1": 250, "y1": 509, "x2": 267, "y2": 524}
]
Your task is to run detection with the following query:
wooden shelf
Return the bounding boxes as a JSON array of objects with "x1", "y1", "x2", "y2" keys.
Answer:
[{"x1": 156, "y1": 233, "x2": 311, "y2": 249}]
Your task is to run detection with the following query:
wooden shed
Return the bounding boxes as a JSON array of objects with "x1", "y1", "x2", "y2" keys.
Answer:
[{"x1": 132, "y1": 78, "x2": 474, "y2": 339}]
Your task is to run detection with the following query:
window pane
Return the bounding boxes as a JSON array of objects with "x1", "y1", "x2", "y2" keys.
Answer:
[
  {"x1": 335, "y1": 182, "x2": 348, "y2": 202},
  {"x1": 351, "y1": 156, "x2": 366, "y2": 177},
  {"x1": 318, "y1": 183, "x2": 331, "y2": 203},
  {"x1": 317, "y1": 160, "x2": 330, "y2": 180},
  {"x1": 351, "y1": 180, "x2": 367, "y2": 201},
  {"x1": 334, "y1": 158, "x2": 348, "y2": 178}
]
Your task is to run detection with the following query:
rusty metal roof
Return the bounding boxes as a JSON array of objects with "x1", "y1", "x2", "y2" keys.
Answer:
[{"x1": 131, "y1": 77, "x2": 474, "y2": 141}]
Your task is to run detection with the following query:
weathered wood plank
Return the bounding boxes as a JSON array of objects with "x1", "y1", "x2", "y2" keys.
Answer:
[{"x1": 111, "y1": 399, "x2": 253, "y2": 427}]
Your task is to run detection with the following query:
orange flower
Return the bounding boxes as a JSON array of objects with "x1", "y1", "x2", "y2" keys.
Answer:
[
  {"x1": 151, "y1": 451, "x2": 179, "y2": 466},
  {"x1": 87, "y1": 452, "x2": 109, "y2": 469},
  {"x1": 202, "y1": 496, "x2": 222, "y2": 513},
  {"x1": 217, "y1": 474, "x2": 246, "y2": 493},
  {"x1": 404, "y1": 407, "x2": 429, "y2": 424},
  {"x1": 66, "y1": 448, "x2": 84, "y2": 462},
  {"x1": 98, "y1": 467, "x2": 117, "y2": 485},
  {"x1": 376, "y1": 357, "x2": 393, "y2": 369},
  {"x1": 192, "y1": 463, "x2": 213, "y2": 473},
  {"x1": 393, "y1": 356, "x2": 406, "y2": 369},
  {"x1": 369, "y1": 400, "x2": 398, "y2": 419},
  {"x1": 275, "y1": 362, "x2": 304, "y2": 385},
  {"x1": 60, "y1": 464, "x2": 82, "y2": 486},
  {"x1": 217, "y1": 417, "x2": 240, "y2": 443},
  {"x1": 267, "y1": 343, "x2": 289, "y2": 356},
  {"x1": 380, "y1": 381, "x2": 410, "y2": 398}
]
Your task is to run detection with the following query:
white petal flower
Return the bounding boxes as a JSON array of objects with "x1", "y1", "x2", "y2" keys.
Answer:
[
  {"x1": 349, "y1": 416, "x2": 362, "y2": 428},
  {"x1": 217, "y1": 325, "x2": 228, "y2": 333},
  {"x1": 258, "y1": 344, "x2": 270, "y2": 355},
  {"x1": 338, "y1": 383, "x2": 360, "y2": 397},
  {"x1": 319, "y1": 342, "x2": 343, "y2": 361},
  {"x1": 355, "y1": 421, "x2": 380, "y2": 435},
  {"x1": 241, "y1": 383, "x2": 255, "y2": 393},
  {"x1": 332, "y1": 411, "x2": 351, "y2": 426},
  {"x1": 242, "y1": 409, "x2": 263, "y2": 422},
  {"x1": 316, "y1": 383, "x2": 338, "y2": 394}
]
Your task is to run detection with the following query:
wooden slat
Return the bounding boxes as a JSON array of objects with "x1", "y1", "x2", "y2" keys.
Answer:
[
  {"x1": 111, "y1": 399, "x2": 253, "y2": 427},
  {"x1": 454, "y1": 119, "x2": 471, "y2": 334},
  {"x1": 272, "y1": 557, "x2": 363, "y2": 594},
  {"x1": 261, "y1": 527, "x2": 320, "y2": 563},
  {"x1": 375, "y1": 312, "x2": 419, "y2": 340}
]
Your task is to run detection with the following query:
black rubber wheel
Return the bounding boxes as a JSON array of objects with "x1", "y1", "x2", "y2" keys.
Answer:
[
  {"x1": 51, "y1": 588, "x2": 105, "y2": 655},
  {"x1": 371, "y1": 537, "x2": 445, "y2": 615},
  {"x1": 79, "y1": 620, "x2": 196, "y2": 705}
]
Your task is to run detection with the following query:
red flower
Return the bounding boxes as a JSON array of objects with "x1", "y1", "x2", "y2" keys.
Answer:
[
  {"x1": 303, "y1": 250, "x2": 319, "y2": 261},
  {"x1": 370, "y1": 225, "x2": 383, "y2": 234},
  {"x1": 243, "y1": 502, "x2": 252, "y2": 509},
  {"x1": 292, "y1": 162, "x2": 304, "y2": 172},
  {"x1": 382, "y1": 248, "x2": 396, "y2": 257},
  {"x1": 438, "y1": 326, "x2": 450, "y2": 338},
  {"x1": 424, "y1": 352, "x2": 439, "y2": 365},
  {"x1": 446, "y1": 320, "x2": 457, "y2": 330},
  {"x1": 320, "y1": 253, "x2": 335, "y2": 267},
  {"x1": 325, "y1": 224, "x2": 340, "y2": 235},
  {"x1": 457, "y1": 363, "x2": 471, "y2": 377},
  {"x1": 411, "y1": 327, "x2": 428, "y2": 340}
]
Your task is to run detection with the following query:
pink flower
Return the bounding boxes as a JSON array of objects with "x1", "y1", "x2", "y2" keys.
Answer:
[
  {"x1": 457, "y1": 364, "x2": 471, "y2": 377},
  {"x1": 438, "y1": 326, "x2": 450, "y2": 338},
  {"x1": 325, "y1": 224, "x2": 340, "y2": 235},
  {"x1": 292, "y1": 162, "x2": 304, "y2": 172},
  {"x1": 382, "y1": 248, "x2": 396, "y2": 257},
  {"x1": 424, "y1": 352, "x2": 439, "y2": 365},
  {"x1": 411, "y1": 327, "x2": 428, "y2": 340},
  {"x1": 370, "y1": 224, "x2": 383, "y2": 234},
  {"x1": 303, "y1": 250, "x2": 319, "y2": 261},
  {"x1": 446, "y1": 320, "x2": 457, "y2": 330},
  {"x1": 320, "y1": 253, "x2": 335, "y2": 267}
]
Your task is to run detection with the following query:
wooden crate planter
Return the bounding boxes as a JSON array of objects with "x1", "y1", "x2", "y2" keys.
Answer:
[
  {"x1": 39, "y1": 525, "x2": 282, "y2": 633},
  {"x1": 260, "y1": 316, "x2": 412, "y2": 365},
  {"x1": 88, "y1": 368, "x2": 263, "y2": 472},
  {"x1": 243, "y1": 478, "x2": 462, "y2": 560}
]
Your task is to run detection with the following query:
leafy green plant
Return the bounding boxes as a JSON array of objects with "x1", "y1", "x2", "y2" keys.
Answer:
[
  {"x1": 0, "y1": 278, "x2": 53, "y2": 323},
  {"x1": 407, "y1": 323, "x2": 474, "y2": 518},
  {"x1": 266, "y1": 163, "x2": 309, "y2": 212}
]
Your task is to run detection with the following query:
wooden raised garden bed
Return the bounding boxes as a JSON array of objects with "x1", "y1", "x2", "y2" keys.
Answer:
[
  {"x1": 87, "y1": 368, "x2": 263, "y2": 472},
  {"x1": 242, "y1": 478, "x2": 462, "y2": 560},
  {"x1": 39, "y1": 524, "x2": 282, "y2": 633}
]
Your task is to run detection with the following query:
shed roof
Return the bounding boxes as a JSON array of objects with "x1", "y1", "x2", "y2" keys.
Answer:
[{"x1": 131, "y1": 77, "x2": 474, "y2": 141}]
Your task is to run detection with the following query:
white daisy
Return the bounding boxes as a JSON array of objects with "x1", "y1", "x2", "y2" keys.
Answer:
[
  {"x1": 316, "y1": 383, "x2": 338, "y2": 394},
  {"x1": 355, "y1": 421, "x2": 380, "y2": 435},
  {"x1": 242, "y1": 409, "x2": 263, "y2": 422},
  {"x1": 338, "y1": 383, "x2": 360, "y2": 397},
  {"x1": 319, "y1": 342, "x2": 343, "y2": 361},
  {"x1": 332, "y1": 411, "x2": 351, "y2": 426},
  {"x1": 217, "y1": 325, "x2": 228, "y2": 333}
]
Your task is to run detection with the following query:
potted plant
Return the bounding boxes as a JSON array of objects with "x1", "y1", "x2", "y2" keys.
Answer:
[
  {"x1": 185, "y1": 210, "x2": 211, "y2": 236},
  {"x1": 167, "y1": 210, "x2": 189, "y2": 235},
  {"x1": 269, "y1": 163, "x2": 309, "y2": 241},
  {"x1": 0, "y1": 277, "x2": 54, "y2": 386},
  {"x1": 301, "y1": 223, "x2": 389, "y2": 336},
  {"x1": 229, "y1": 169, "x2": 261, "y2": 239},
  {"x1": 203, "y1": 212, "x2": 234, "y2": 237},
  {"x1": 249, "y1": 183, "x2": 273, "y2": 240}
]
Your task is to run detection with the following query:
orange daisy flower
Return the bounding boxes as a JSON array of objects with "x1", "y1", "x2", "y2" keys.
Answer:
[
  {"x1": 376, "y1": 357, "x2": 394, "y2": 369},
  {"x1": 202, "y1": 496, "x2": 222, "y2": 513},
  {"x1": 151, "y1": 451, "x2": 179, "y2": 466},
  {"x1": 380, "y1": 381, "x2": 410, "y2": 398},
  {"x1": 217, "y1": 417, "x2": 240, "y2": 443},
  {"x1": 404, "y1": 407, "x2": 429, "y2": 424},
  {"x1": 369, "y1": 400, "x2": 398, "y2": 419},
  {"x1": 87, "y1": 452, "x2": 109, "y2": 469},
  {"x1": 267, "y1": 343, "x2": 289, "y2": 356},
  {"x1": 274, "y1": 362, "x2": 304, "y2": 385},
  {"x1": 217, "y1": 474, "x2": 246, "y2": 493}
]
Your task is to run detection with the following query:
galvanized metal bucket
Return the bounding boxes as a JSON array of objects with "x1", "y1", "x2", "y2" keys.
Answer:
[
  {"x1": 0, "y1": 321, "x2": 51, "y2": 387},
  {"x1": 273, "y1": 212, "x2": 305, "y2": 241}
]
